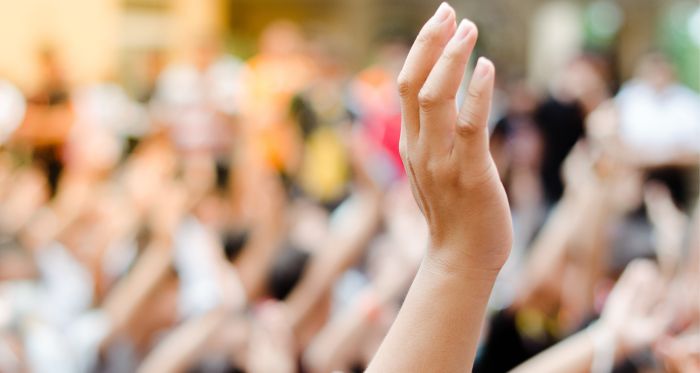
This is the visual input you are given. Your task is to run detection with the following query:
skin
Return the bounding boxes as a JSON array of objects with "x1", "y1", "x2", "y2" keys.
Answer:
[
  {"x1": 367, "y1": 3, "x2": 513, "y2": 372},
  {"x1": 512, "y1": 260, "x2": 671, "y2": 373}
]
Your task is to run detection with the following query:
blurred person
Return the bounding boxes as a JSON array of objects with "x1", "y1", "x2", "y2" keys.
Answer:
[
  {"x1": 13, "y1": 49, "x2": 75, "y2": 196},
  {"x1": 137, "y1": 50, "x2": 167, "y2": 104},
  {"x1": 302, "y1": 182, "x2": 427, "y2": 372},
  {"x1": 491, "y1": 79, "x2": 543, "y2": 190},
  {"x1": 656, "y1": 207, "x2": 700, "y2": 372},
  {"x1": 511, "y1": 259, "x2": 673, "y2": 373},
  {"x1": 72, "y1": 77, "x2": 149, "y2": 141},
  {"x1": 288, "y1": 42, "x2": 354, "y2": 209},
  {"x1": 488, "y1": 79, "x2": 545, "y2": 308},
  {"x1": 0, "y1": 135, "x2": 179, "y2": 371},
  {"x1": 2, "y1": 3, "x2": 699, "y2": 373},
  {"x1": 535, "y1": 53, "x2": 613, "y2": 205},
  {"x1": 0, "y1": 164, "x2": 49, "y2": 239},
  {"x1": 615, "y1": 52, "x2": 700, "y2": 160},
  {"x1": 137, "y1": 181, "x2": 381, "y2": 372},
  {"x1": 29, "y1": 49, "x2": 70, "y2": 107},
  {"x1": 239, "y1": 21, "x2": 316, "y2": 174},
  {"x1": 348, "y1": 39, "x2": 408, "y2": 188},
  {"x1": 610, "y1": 52, "x2": 700, "y2": 211},
  {"x1": 0, "y1": 79, "x2": 26, "y2": 144},
  {"x1": 151, "y1": 35, "x2": 243, "y2": 157},
  {"x1": 512, "y1": 201, "x2": 700, "y2": 373},
  {"x1": 475, "y1": 141, "x2": 659, "y2": 372}
]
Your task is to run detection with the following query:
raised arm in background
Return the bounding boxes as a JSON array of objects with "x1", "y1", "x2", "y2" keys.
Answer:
[
  {"x1": 367, "y1": 3, "x2": 513, "y2": 372},
  {"x1": 511, "y1": 260, "x2": 671, "y2": 373}
]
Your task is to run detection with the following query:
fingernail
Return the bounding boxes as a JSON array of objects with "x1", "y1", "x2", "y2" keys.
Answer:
[
  {"x1": 474, "y1": 57, "x2": 492, "y2": 81},
  {"x1": 433, "y1": 2, "x2": 451, "y2": 24},
  {"x1": 454, "y1": 19, "x2": 473, "y2": 41}
]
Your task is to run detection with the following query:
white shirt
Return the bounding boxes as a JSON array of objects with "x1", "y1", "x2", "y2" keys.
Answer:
[
  {"x1": 152, "y1": 56, "x2": 243, "y2": 152},
  {"x1": 616, "y1": 80, "x2": 700, "y2": 154},
  {"x1": 0, "y1": 80, "x2": 25, "y2": 143}
]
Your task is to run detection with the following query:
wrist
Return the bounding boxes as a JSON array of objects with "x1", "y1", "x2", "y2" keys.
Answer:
[
  {"x1": 588, "y1": 321, "x2": 630, "y2": 368},
  {"x1": 588, "y1": 322, "x2": 620, "y2": 373},
  {"x1": 425, "y1": 238, "x2": 509, "y2": 276},
  {"x1": 423, "y1": 248, "x2": 502, "y2": 283}
]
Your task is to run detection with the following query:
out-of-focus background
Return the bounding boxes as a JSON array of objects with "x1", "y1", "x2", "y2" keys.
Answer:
[{"x1": 0, "y1": 0, "x2": 698, "y2": 372}]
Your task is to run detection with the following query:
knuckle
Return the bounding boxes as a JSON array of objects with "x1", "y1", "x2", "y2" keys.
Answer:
[
  {"x1": 455, "y1": 121, "x2": 478, "y2": 136},
  {"x1": 416, "y1": 27, "x2": 440, "y2": 45},
  {"x1": 457, "y1": 108, "x2": 484, "y2": 135},
  {"x1": 397, "y1": 74, "x2": 414, "y2": 98},
  {"x1": 467, "y1": 88, "x2": 481, "y2": 101},
  {"x1": 418, "y1": 89, "x2": 439, "y2": 112},
  {"x1": 441, "y1": 48, "x2": 462, "y2": 65}
]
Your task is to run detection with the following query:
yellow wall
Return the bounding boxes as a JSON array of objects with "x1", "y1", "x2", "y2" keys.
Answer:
[
  {"x1": 0, "y1": 0, "x2": 225, "y2": 91},
  {"x1": 0, "y1": 0, "x2": 120, "y2": 91},
  {"x1": 170, "y1": 0, "x2": 227, "y2": 59}
]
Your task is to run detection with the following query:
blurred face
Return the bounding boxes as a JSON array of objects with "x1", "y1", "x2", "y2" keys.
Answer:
[
  {"x1": 259, "y1": 21, "x2": 305, "y2": 56},
  {"x1": 507, "y1": 82, "x2": 537, "y2": 114},
  {"x1": 639, "y1": 57, "x2": 675, "y2": 92},
  {"x1": 124, "y1": 141, "x2": 177, "y2": 212},
  {"x1": 565, "y1": 59, "x2": 607, "y2": 102},
  {"x1": 67, "y1": 125, "x2": 122, "y2": 173},
  {"x1": 377, "y1": 42, "x2": 409, "y2": 75},
  {"x1": 194, "y1": 40, "x2": 220, "y2": 71}
]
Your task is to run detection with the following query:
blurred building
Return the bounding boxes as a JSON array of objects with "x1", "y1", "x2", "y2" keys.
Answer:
[
  {"x1": 0, "y1": 0, "x2": 697, "y2": 93},
  {"x1": 0, "y1": 0, "x2": 226, "y2": 92}
]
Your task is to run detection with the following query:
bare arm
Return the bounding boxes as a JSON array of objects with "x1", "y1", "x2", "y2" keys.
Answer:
[
  {"x1": 512, "y1": 260, "x2": 670, "y2": 373},
  {"x1": 101, "y1": 239, "x2": 172, "y2": 342},
  {"x1": 284, "y1": 189, "x2": 381, "y2": 335},
  {"x1": 303, "y1": 237, "x2": 423, "y2": 372},
  {"x1": 368, "y1": 3, "x2": 513, "y2": 371},
  {"x1": 137, "y1": 308, "x2": 230, "y2": 373}
]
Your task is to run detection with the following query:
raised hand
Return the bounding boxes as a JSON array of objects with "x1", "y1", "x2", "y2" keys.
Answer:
[
  {"x1": 397, "y1": 2, "x2": 512, "y2": 271},
  {"x1": 368, "y1": 3, "x2": 513, "y2": 372},
  {"x1": 600, "y1": 260, "x2": 672, "y2": 355},
  {"x1": 511, "y1": 260, "x2": 672, "y2": 373}
]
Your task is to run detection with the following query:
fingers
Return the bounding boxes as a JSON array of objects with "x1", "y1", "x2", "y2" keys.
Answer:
[
  {"x1": 397, "y1": 2, "x2": 456, "y2": 144},
  {"x1": 418, "y1": 19, "x2": 478, "y2": 152},
  {"x1": 398, "y1": 2, "x2": 496, "y2": 179},
  {"x1": 452, "y1": 57, "x2": 495, "y2": 165},
  {"x1": 456, "y1": 57, "x2": 495, "y2": 136}
]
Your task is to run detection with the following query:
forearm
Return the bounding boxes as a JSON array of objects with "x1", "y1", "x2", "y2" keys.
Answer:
[
  {"x1": 102, "y1": 241, "x2": 171, "y2": 336},
  {"x1": 511, "y1": 322, "x2": 624, "y2": 373},
  {"x1": 303, "y1": 299, "x2": 371, "y2": 373},
  {"x1": 305, "y1": 252, "x2": 421, "y2": 372},
  {"x1": 138, "y1": 308, "x2": 229, "y2": 373},
  {"x1": 372, "y1": 3, "x2": 512, "y2": 370},
  {"x1": 520, "y1": 185, "x2": 601, "y2": 303},
  {"x1": 367, "y1": 254, "x2": 498, "y2": 373},
  {"x1": 286, "y1": 192, "x2": 380, "y2": 328}
]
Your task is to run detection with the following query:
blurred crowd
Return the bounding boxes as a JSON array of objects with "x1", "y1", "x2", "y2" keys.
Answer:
[{"x1": 0, "y1": 19, "x2": 698, "y2": 373}]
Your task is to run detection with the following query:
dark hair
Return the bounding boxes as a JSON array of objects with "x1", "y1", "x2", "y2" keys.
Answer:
[
  {"x1": 215, "y1": 158, "x2": 231, "y2": 192},
  {"x1": 267, "y1": 246, "x2": 310, "y2": 300},
  {"x1": 222, "y1": 229, "x2": 249, "y2": 262},
  {"x1": 32, "y1": 146, "x2": 63, "y2": 198}
]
